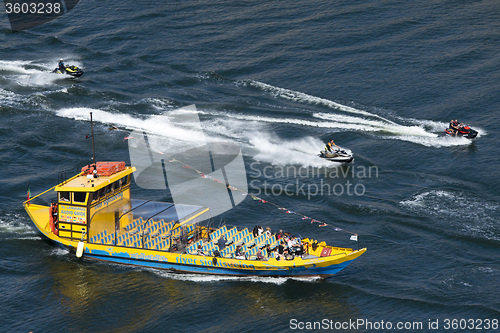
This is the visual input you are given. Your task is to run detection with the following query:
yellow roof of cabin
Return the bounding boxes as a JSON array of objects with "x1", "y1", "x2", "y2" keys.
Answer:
[{"x1": 55, "y1": 166, "x2": 135, "y2": 192}]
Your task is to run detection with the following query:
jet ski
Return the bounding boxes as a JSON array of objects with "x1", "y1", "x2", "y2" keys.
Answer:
[
  {"x1": 444, "y1": 124, "x2": 478, "y2": 139},
  {"x1": 319, "y1": 148, "x2": 354, "y2": 163},
  {"x1": 52, "y1": 65, "x2": 84, "y2": 77}
]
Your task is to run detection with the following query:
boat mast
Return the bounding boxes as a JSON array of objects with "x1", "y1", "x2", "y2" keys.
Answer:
[{"x1": 90, "y1": 112, "x2": 96, "y2": 167}]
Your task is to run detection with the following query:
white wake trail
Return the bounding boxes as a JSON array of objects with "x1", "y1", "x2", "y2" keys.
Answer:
[
  {"x1": 247, "y1": 80, "x2": 398, "y2": 124},
  {"x1": 56, "y1": 107, "x2": 336, "y2": 168},
  {"x1": 244, "y1": 81, "x2": 479, "y2": 147},
  {"x1": 57, "y1": 107, "x2": 212, "y2": 144},
  {"x1": 0, "y1": 59, "x2": 83, "y2": 87},
  {"x1": 313, "y1": 112, "x2": 436, "y2": 137}
]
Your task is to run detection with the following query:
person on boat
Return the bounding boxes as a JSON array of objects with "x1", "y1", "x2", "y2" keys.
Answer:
[
  {"x1": 302, "y1": 241, "x2": 309, "y2": 256},
  {"x1": 265, "y1": 244, "x2": 272, "y2": 258},
  {"x1": 58, "y1": 58, "x2": 66, "y2": 73},
  {"x1": 264, "y1": 227, "x2": 272, "y2": 237},
  {"x1": 277, "y1": 241, "x2": 286, "y2": 260},
  {"x1": 252, "y1": 225, "x2": 259, "y2": 237},
  {"x1": 197, "y1": 245, "x2": 205, "y2": 256},
  {"x1": 258, "y1": 225, "x2": 264, "y2": 236},
  {"x1": 287, "y1": 236, "x2": 301, "y2": 255},
  {"x1": 256, "y1": 249, "x2": 267, "y2": 261},
  {"x1": 292, "y1": 237, "x2": 304, "y2": 256},
  {"x1": 276, "y1": 230, "x2": 283, "y2": 240},
  {"x1": 325, "y1": 139, "x2": 339, "y2": 153},
  {"x1": 217, "y1": 235, "x2": 226, "y2": 251},
  {"x1": 234, "y1": 245, "x2": 245, "y2": 259},
  {"x1": 49, "y1": 202, "x2": 59, "y2": 235}
]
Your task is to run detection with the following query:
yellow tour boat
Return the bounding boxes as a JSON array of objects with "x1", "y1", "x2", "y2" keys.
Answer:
[{"x1": 24, "y1": 160, "x2": 366, "y2": 278}]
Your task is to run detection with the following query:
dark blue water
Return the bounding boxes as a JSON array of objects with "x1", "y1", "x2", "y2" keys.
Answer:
[{"x1": 1, "y1": 1, "x2": 499, "y2": 332}]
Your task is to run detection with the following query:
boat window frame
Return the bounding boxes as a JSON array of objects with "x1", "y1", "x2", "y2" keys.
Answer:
[
  {"x1": 97, "y1": 188, "x2": 105, "y2": 200},
  {"x1": 105, "y1": 184, "x2": 112, "y2": 195},
  {"x1": 123, "y1": 175, "x2": 130, "y2": 186},
  {"x1": 58, "y1": 191, "x2": 71, "y2": 203},
  {"x1": 90, "y1": 175, "x2": 129, "y2": 206},
  {"x1": 73, "y1": 191, "x2": 88, "y2": 205}
]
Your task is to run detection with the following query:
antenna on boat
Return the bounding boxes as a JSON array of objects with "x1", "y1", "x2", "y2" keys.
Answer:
[{"x1": 90, "y1": 112, "x2": 96, "y2": 168}]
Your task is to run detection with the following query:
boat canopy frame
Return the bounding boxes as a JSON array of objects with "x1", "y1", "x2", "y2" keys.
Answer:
[{"x1": 85, "y1": 199, "x2": 211, "y2": 251}]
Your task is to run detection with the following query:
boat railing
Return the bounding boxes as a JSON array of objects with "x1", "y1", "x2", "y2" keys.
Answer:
[
  {"x1": 117, "y1": 200, "x2": 152, "y2": 222},
  {"x1": 57, "y1": 167, "x2": 82, "y2": 185},
  {"x1": 88, "y1": 220, "x2": 313, "y2": 261},
  {"x1": 88, "y1": 214, "x2": 311, "y2": 261},
  {"x1": 89, "y1": 215, "x2": 295, "y2": 260},
  {"x1": 135, "y1": 203, "x2": 176, "y2": 247},
  {"x1": 23, "y1": 172, "x2": 84, "y2": 206}
]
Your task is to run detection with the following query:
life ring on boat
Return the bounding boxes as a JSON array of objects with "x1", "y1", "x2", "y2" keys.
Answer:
[{"x1": 49, "y1": 202, "x2": 59, "y2": 235}]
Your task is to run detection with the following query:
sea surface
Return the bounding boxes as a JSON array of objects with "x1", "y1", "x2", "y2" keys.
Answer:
[{"x1": 1, "y1": 1, "x2": 499, "y2": 332}]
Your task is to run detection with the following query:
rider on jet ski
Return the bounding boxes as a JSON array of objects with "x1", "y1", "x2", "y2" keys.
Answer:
[
  {"x1": 52, "y1": 58, "x2": 83, "y2": 77},
  {"x1": 58, "y1": 58, "x2": 66, "y2": 73},
  {"x1": 449, "y1": 119, "x2": 462, "y2": 136},
  {"x1": 319, "y1": 139, "x2": 353, "y2": 162},
  {"x1": 325, "y1": 139, "x2": 339, "y2": 153}
]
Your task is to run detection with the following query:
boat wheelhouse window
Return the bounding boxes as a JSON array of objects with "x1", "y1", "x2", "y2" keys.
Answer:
[
  {"x1": 73, "y1": 192, "x2": 87, "y2": 204},
  {"x1": 121, "y1": 175, "x2": 129, "y2": 187},
  {"x1": 118, "y1": 176, "x2": 128, "y2": 189},
  {"x1": 105, "y1": 184, "x2": 112, "y2": 194},
  {"x1": 59, "y1": 191, "x2": 70, "y2": 202},
  {"x1": 97, "y1": 188, "x2": 105, "y2": 200}
]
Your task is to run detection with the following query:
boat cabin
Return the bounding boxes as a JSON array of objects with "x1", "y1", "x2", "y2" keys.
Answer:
[
  {"x1": 54, "y1": 162, "x2": 134, "y2": 241},
  {"x1": 53, "y1": 161, "x2": 211, "y2": 253}
]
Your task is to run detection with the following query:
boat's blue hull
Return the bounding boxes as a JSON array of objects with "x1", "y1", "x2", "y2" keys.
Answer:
[{"x1": 82, "y1": 250, "x2": 355, "y2": 278}]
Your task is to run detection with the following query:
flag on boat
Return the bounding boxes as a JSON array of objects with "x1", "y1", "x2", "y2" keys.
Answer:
[
  {"x1": 350, "y1": 234, "x2": 358, "y2": 241},
  {"x1": 26, "y1": 183, "x2": 31, "y2": 205}
]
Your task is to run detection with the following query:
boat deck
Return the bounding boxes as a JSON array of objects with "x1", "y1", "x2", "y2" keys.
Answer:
[{"x1": 88, "y1": 219, "x2": 352, "y2": 261}]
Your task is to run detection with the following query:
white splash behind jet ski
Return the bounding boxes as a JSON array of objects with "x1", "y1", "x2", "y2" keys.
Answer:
[{"x1": 319, "y1": 148, "x2": 353, "y2": 163}]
